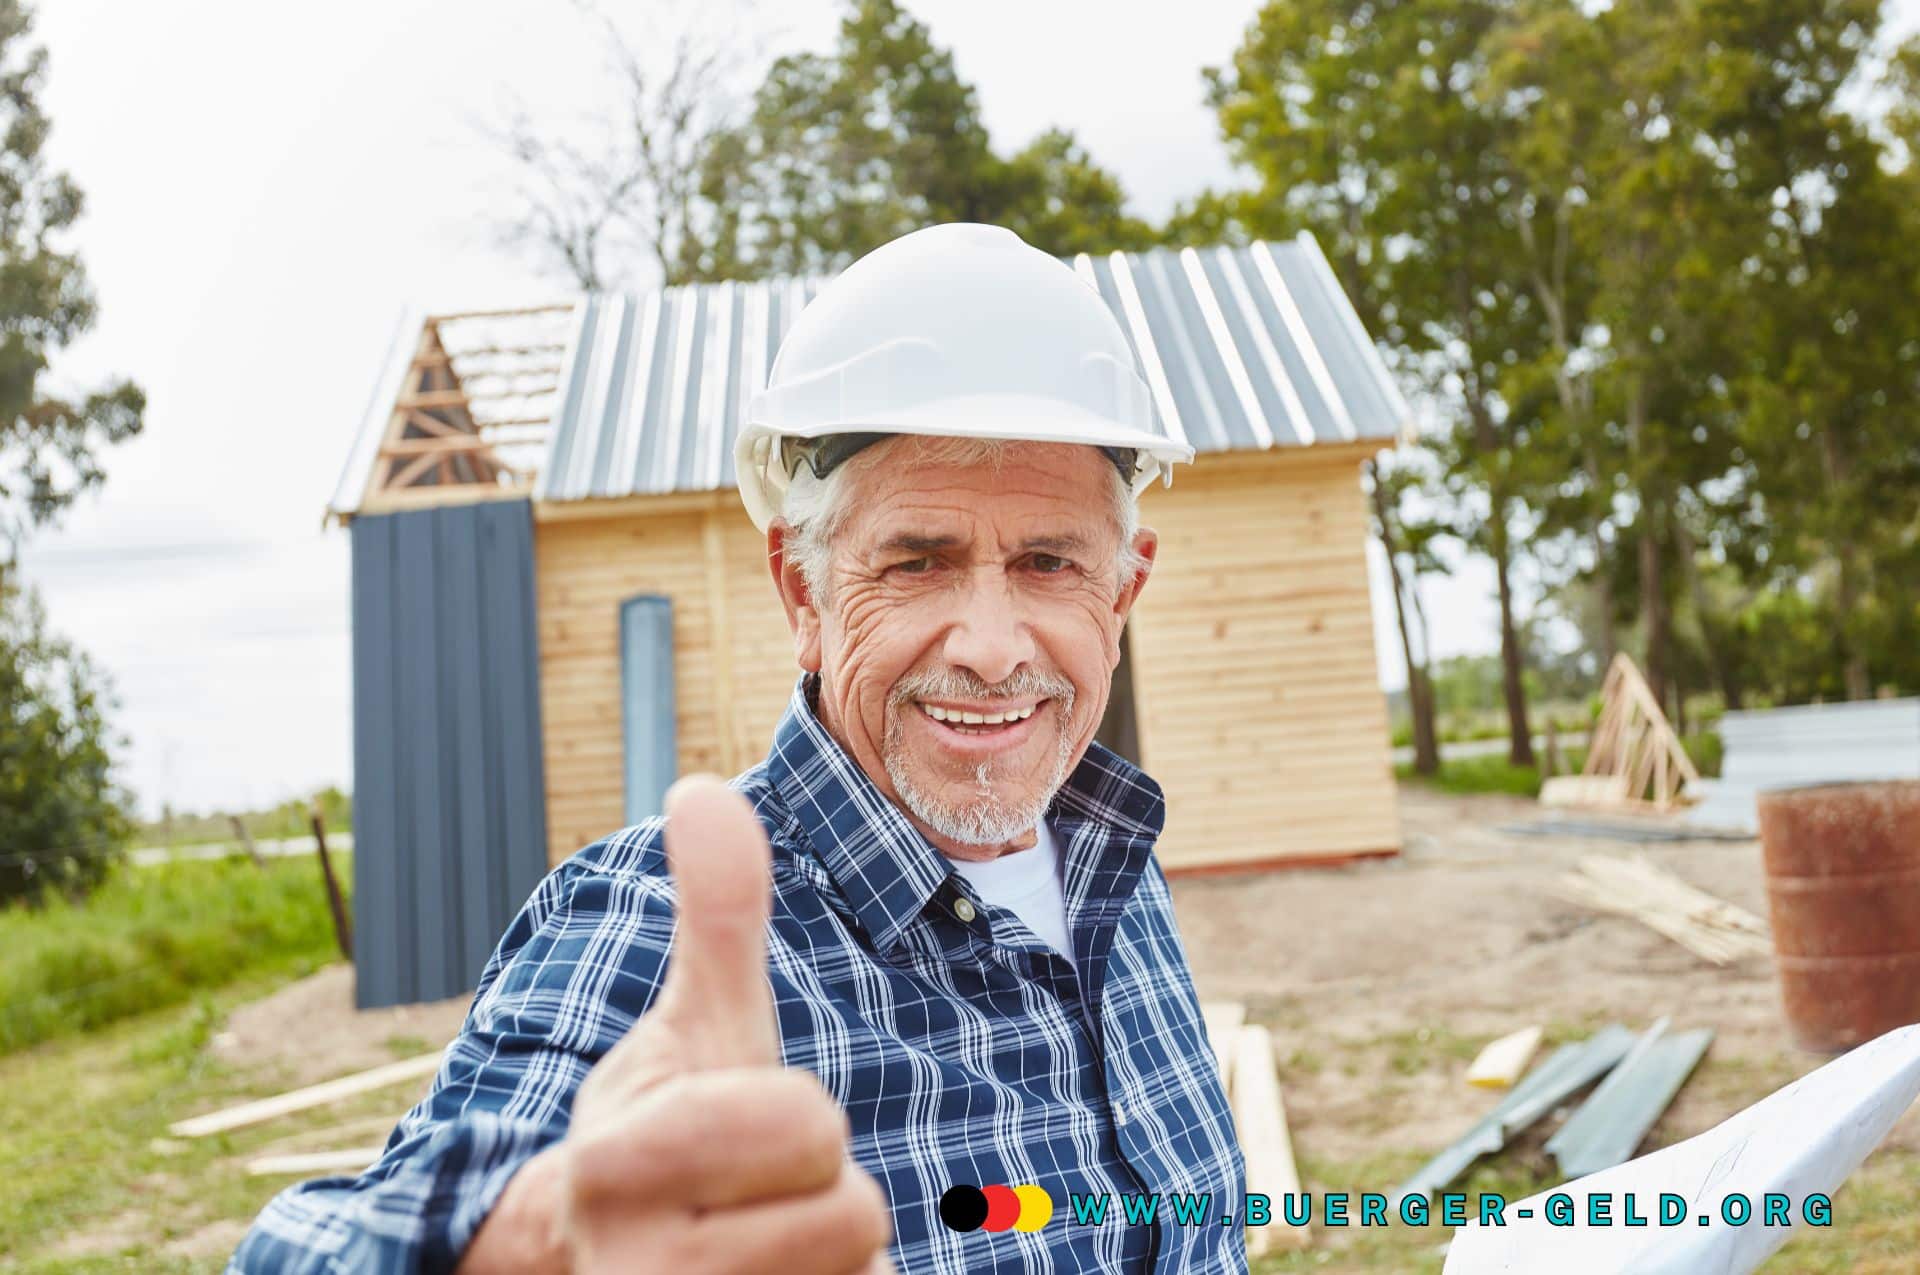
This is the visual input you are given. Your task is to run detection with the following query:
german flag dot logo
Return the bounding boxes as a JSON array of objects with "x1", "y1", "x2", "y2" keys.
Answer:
[{"x1": 940, "y1": 1183, "x2": 1054, "y2": 1233}]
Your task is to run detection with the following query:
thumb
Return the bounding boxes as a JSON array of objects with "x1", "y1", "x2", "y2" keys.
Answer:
[{"x1": 651, "y1": 774, "x2": 779, "y2": 1068}]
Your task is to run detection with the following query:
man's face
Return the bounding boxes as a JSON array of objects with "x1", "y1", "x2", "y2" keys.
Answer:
[{"x1": 770, "y1": 439, "x2": 1156, "y2": 854}]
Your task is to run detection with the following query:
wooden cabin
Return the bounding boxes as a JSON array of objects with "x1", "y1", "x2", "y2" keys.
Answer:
[{"x1": 329, "y1": 236, "x2": 1408, "y2": 1007}]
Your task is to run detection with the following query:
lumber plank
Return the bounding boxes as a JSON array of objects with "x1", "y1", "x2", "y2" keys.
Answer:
[
  {"x1": 1231, "y1": 1024, "x2": 1310, "y2": 1254},
  {"x1": 1201, "y1": 1001, "x2": 1247, "y2": 1093},
  {"x1": 245, "y1": 1147, "x2": 386, "y2": 1177},
  {"x1": 170, "y1": 1053, "x2": 444, "y2": 1138},
  {"x1": 1466, "y1": 1025, "x2": 1544, "y2": 1089}
]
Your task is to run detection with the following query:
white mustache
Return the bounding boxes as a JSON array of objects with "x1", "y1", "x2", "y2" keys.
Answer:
[{"x1": 889, "y1": 667, "x2": 1075, "y2": 713}]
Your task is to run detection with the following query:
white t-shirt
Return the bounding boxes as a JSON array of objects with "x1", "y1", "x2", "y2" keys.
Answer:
[{"x1": 943, "y1": 820, "x2": 1075, "y2": 966}]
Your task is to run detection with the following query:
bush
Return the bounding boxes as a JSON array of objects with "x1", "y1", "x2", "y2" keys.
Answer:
[
  {"x1": 0, "y1": 581, "x2": 133, "y2": 906},
  {"x1": 0, "y1": 853, "x2": 349, "y2": 1054}
]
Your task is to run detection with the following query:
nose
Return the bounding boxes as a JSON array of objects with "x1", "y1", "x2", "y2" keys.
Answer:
[{"x1": 940, "y1": 569, "x2": 1035, "y2": 688}]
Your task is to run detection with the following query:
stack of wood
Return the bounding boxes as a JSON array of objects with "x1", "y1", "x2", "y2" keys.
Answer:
[
  {"x1": 1204, "y1": 1000, "x2": 1310, "y2": 1255},
  {"x1": 169, "y1": 1051, "x2": 442, "y2": 1175},
  {"x1": 1552, "y1": 854, "x2": 1770, "y2": 965},
  {"x1": 1542, "y1": 653, "x2": 1700, "y2": 812}
]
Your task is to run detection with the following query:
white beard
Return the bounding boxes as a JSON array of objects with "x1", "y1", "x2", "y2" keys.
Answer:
[{"x1": 882, "y1": 668, "x2": 1078, "y2": 846}]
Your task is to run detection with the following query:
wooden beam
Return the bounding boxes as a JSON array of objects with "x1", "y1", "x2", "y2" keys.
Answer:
[
  {"x1": 399, "y1": 408, "x2": 474, "y2": 439},
  {"x1": 246, "y1": 1147, "x2": 385, "y2": 1177},
  {"x1": 385, "y1": 451, "x2": 444, "y2": 490},
  {"x1": 170, "y1": 1053, "x2": 444, "y2": 1138},
  {"x1": 358, "y1": 482, "x2": 534, "y2": 516},
  {"x1": 1232, "y1": 1024, "x2": 1310, "y2": 1254},
  {"x1": 381, "y1": 436, "x2": 506, "y2": 458},
  {"x1": 1466, "y1": 1026, "x2": 1543, "y2": 1089},
  {"x1": 532, "y1": 490, "x2": 732, "y2": 522},
  {"x1": 430, "y1": 302, "x2": 576, "y2": 322},
  {"x1": 702, "y1": 509, "x2": 742, "y2": 773},
  {"x1": 1201, "y1": 1001, "x2": 1247, "y2": 1093},
  {"x1": 395, "y1": 389, "x2": 471, "y2": 411}
]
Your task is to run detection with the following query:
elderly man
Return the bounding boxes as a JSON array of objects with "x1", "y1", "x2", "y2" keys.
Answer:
[{"x1": 234, "y1": 224, "x2": 1246, "y2": 1273}]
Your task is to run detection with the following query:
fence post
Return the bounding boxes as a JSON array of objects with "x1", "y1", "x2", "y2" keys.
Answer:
[
  {"x1": 310, "y1": 803, "x2": 354, "y2": 961},
  {"x1": 229, "y1": 815, "x2": 266, "y2": 868}
]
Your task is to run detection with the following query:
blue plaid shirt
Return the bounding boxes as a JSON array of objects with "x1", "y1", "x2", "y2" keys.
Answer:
[{"x1": 234, "y1": 677, "x2": 1246, "y2": 1273}]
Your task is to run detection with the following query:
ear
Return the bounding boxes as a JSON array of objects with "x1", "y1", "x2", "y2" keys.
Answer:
[
  {"x1": 767, "y1": 521, "x2": 823, "y2": 673},
  {"x1": 1114, "y1": 527, "x2": 1157, "y2": 621}
]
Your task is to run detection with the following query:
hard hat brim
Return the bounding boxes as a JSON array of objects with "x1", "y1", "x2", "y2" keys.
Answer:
[{"x1": 735, "y1": 394, "x2": 1193, "y2": 531}]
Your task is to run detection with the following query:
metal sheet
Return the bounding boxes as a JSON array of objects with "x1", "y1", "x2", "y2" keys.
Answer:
[
  {"x1": 524, "y1": 237, "x2": 1406, "y2": 506},
  {"x1": 1393, "y1": 1024, "x2": 1637, "y2": 1203},
  {"x1": 1546, "y1": 1020, "x2": 1714, "y2": 1177},
  {"x1": 347, "y1": 500, "x2": 552, "y2": 1009},
  {"x1": 620, "y1": 595, "x2": 677, "y2": 824},
  {"x1": 1687, "y1": 698, "x2": 1920, "y2": 833}
]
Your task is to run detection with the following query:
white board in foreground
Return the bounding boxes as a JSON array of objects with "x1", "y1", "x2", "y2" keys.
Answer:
[{"x1": 1443, "y1": 1024, "x2": 1920, "y2": 1274}]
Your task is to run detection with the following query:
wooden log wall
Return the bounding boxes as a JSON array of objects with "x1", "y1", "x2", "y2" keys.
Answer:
[
  {"x1": 1127, "y1": 445, "x2": 1400, "y2": 869},
  {"x1": 531, "y1": 443, "x2": 1399, "y2": 869}
]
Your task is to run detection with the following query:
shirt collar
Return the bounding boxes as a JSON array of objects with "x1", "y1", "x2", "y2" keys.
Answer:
[{"x1": 764, "y1": 674, "x2": 1166, "y2": 956}]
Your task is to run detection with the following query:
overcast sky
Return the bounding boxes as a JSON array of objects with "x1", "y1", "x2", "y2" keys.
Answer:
[{"x1": 20, "y1": 0, "x2": 1920, "y2": 819}]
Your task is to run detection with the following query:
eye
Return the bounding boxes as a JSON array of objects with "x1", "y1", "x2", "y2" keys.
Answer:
[
  {"x1": 1029, "y1": 553, "x2": 1073, "y2": 574},
  {"x1": 889, "y1": 556, "x2": 934, "y2": 576}
]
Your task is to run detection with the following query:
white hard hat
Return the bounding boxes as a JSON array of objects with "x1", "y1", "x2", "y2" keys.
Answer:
[{"x1": 735, "y1": 222, "x2": 1194, "y2": 531}]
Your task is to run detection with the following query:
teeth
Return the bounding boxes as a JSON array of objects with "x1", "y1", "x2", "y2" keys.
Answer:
[{"x1": 919, "y1": 702, "x2": 1039, "y2": 725}]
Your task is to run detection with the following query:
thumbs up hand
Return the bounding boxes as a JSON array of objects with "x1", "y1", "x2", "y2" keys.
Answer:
[
  {"x1": 452, "y1": 776, "x2": 892, "y2": 1274},
  {"x1": 558, "y1": 776, "x2": 894, "y2": 1273}
]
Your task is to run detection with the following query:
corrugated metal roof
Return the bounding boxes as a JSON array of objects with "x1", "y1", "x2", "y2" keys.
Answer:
[
  {"x1": 533, "y1": 232, "x2": 1407, "y2": 504},
  {"x1": 331, "y1": 232, "x2": 1409, "y2": 517}
]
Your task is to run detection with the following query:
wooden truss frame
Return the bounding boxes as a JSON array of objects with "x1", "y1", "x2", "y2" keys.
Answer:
[
  {"x1": 1565, "y1": 652, "x2": 1701, "y2": 811},
  {"x1": 359, "y1": 304, "x2": 575, "y2": 514}
]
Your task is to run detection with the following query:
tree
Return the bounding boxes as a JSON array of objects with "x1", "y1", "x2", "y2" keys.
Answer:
[
  {"x1": 1202, "y1": 0, "x2": 1547, "y2": 765},
  {"x1": 714, "y1": 0, "x2": 1155, "y2": 275},
  {"x1": 0, "y1": 0, "x2": 143, "y2": 561},
  {"x1": 485, "y1": 2, "x2": 761, "y2": 290},
  {"x1": 1366, "y1": 456, "x2": 1448, "y2": 774},
  {"x1": 0, "y1": 577, "x2": 131, "y2": 905},
  {"x1": 0, "y1": 0, "x2": 142, "y2": 902},
  {"x1": 490, "y1": 0, "x2": 1156, "y2": 287}
]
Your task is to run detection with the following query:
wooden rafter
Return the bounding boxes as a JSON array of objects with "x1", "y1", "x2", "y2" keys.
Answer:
[
  {"x1": 356, "y1": 303, "x2": 574, "y2": 509},
  {"x1": 1555, "y1": 653, "x2": 1700, "y2": 811}
]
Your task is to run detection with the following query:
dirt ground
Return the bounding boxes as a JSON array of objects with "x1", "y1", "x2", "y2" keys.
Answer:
[
  {"x1": 45, "y1": 785, "x2": 1908, "y2": 1271},
  {"x1": 1171, "y1": 786, "x2": 1920, "y2": 1267},
  {"x1": 210, "y1": 963, "x2": 470, "y2": 1091}
]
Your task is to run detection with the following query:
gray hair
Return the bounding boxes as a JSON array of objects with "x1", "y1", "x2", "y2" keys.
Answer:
[{"x1": 779, "y1": 435, "x2": 1146, "y2": 608}]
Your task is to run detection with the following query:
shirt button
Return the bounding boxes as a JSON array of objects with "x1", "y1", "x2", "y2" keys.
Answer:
[
  {"x1": 1113, "y1": 1100, "x2": 1128, "y2": 1125},
  {"x1": 953, "y1": 897, "x2": 977, "y2": 923}
]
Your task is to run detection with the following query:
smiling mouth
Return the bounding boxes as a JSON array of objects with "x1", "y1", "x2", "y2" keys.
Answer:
[{"x1": 917, "y1": 700, "x2": 1043, "y2": 735}]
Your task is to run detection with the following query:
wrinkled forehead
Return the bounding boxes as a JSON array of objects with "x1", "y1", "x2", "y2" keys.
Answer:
[{"x1": 837, "y1": 440, "x2": 1120, "y2": 552}]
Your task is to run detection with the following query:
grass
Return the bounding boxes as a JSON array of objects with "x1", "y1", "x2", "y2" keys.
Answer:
[
  {"x1": 1395, "y1": 753, "x2": 1551, "y2": 797},
  {"x1": 0, "y1": 977, "x2": 1913, "y2": 1272},
  {"x1": 0, "y1": 855, "x2": 350, "y2": 1056},
  {"x1": 0, "y1": 973, "x2": 414, "y2": 1272},
  {"x1": 1394, "y1": 731, "x2": 1724, "y2": 799}
]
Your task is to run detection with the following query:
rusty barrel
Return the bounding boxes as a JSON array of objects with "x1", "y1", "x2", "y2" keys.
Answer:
[{"x1": 1757, "y1": 780, "x2": 1920, "y2": 1052}]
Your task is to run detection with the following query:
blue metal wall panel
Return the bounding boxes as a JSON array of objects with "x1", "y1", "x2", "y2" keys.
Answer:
[
  {"x1": 348, "y1": 499, "x2": 551, "y2": 1009},
  {"x1": 620, "y1": 595, "x2": 677, "y2": 823}
]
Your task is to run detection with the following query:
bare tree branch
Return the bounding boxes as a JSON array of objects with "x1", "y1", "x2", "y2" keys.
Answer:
[{"x1": 480, "y1": 0, "x2": 761, "y2": 290}]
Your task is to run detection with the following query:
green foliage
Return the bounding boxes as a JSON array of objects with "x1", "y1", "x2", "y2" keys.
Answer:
[
  {"x1": 1396, "y1": 753, "x2": 1546, "y2": 797},
  {"x1": 0, "y1": 853, "x2": 346, "y2": 1054},
  {"x1": 0, "y1": 0, "x2": 144, "y2": 547},
  {"x1": 699, "y1": 0, "x2": 1157, "y2": 277},
  {"x1": 0, "y1": 578, "x2": 131, "y2": 906},
  {"x1": 1201, "y1": 0, "x2": 1920, "y2": 725}
]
